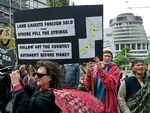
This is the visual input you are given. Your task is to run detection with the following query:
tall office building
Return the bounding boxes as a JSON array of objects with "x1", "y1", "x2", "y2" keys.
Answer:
[
  {"x1": 0, "y1": 0, "x2": 48, "y2": 49},
  {"x1": 106, "y1": 13, "x2": 149, "y2": 59},
  {"x1": 0, "y1": 0, "x2": 48, "y2": 27}
]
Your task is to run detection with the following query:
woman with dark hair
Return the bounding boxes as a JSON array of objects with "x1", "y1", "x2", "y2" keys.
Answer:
[
  {"x1": 10, "y1": 60, "x2": 62, "y2": 113},
  {"x1": 117, "y1": 59, "x2": 150, "y2": 113}
]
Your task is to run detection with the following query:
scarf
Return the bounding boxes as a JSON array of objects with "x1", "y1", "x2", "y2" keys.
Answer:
[
  {"x1": 95, "y1": 63, "x2": 111, "y2": 103},
  {"x1": 126, "y1": 74, "x2": 150, "y2": 113}
]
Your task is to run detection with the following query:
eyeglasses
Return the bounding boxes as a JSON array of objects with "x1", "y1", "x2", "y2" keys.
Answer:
[{"x1": 33, "y1": 72, "x2": 47, "y2": 78}]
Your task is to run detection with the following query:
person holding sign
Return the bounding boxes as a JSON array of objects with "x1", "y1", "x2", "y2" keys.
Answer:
[
  {"x1": 10, "y1": 60, "x2": 61, "y2": 113},
  {"x1": 84, "y1": 49, "x2": 120, "y2": 113}
]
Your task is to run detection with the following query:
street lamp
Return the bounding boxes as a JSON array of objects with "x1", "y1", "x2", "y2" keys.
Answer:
[
  {"x1": 9, "y1": 0, "x2": 11, "y2": 24},
  {"x1": 128, "y1": 6, "x2": 150, "y2": 9}
]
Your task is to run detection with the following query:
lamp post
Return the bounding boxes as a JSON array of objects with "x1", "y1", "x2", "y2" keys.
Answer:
[
  {"x1": 125, "y1": 0, "x2": 150, "y2": 9},
  {"x1": 9, "y1": 0, "x2": 11, "y2": 24},
  {"x1": 20, "y1": 0, "x2": 22, "y2": 9},
  {"x1": 128, "y1": 6, "x2": 150, "y2": 9}
]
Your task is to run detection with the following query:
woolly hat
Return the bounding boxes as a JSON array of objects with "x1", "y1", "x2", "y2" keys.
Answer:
[{"x1": 103, "y1": 48, "x2": 113, "y2": 58}]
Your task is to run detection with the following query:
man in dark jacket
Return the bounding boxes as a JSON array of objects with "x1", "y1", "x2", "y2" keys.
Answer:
[{"x1": 63, "y1": 63, "x2": 80, "y2": 89}]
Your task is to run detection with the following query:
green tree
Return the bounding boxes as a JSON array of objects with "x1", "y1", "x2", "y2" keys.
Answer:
[
  {"x1": 118, "y1": 46, "x2": 130, "y2": 56},
  {"x1": 114, "y1": 47, "x2": 131, "y2": 67},
  {"x1": 46, "y1": 0, "x2": 70, "y2": 7},
  {"x1": 144, "y1": 54, "x2": 150, "y2": 68},
  {"x1": 147, "y1": 55, "x2": 150, "y2": 63}
]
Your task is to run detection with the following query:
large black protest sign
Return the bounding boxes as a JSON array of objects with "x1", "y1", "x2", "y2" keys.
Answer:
[
  {"x1": 14, "y1": 5, "x2": 103, "y2": 64},
  {"x1": 0, "y1": 45, "x2": 15, "y2": 67}
]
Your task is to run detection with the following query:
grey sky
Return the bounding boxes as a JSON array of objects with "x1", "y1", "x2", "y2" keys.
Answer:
[{"x1": 72, "y1": 0, "x2": 150, "y2": 36}]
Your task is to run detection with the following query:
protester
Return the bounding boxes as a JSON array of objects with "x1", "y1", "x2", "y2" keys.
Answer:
[
  {"x1": 26, "y1": 64, "x2": 38, "y2": 85},
  {"x1": 63, "y1": 63, "x2": 80, "y2": 89},
  {"x1": 18, "y1": 64, "x2": 29, "y2": 84},
  {"x1": 78, "y1": 62, "x2": 88, "y2": 92},
  {"x1": 84, "y1": 49, "x2": 120, "y2": 113},
  {"x1": 10, "y1": 60, "x2": 61, "y2": 113},
  {"x1": 117, "y1": 59, "x2": 150, "y2": 113},
  {"x1": 0, "y1": 71, "x2": 11, "y2": 113}
]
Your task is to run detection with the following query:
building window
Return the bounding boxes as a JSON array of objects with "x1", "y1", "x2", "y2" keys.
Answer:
[
  {"x1": 117, "y1": 16, "x2": 127, "y2": 21},
  {"x1": 116, "y1": 44, "x2": 119, "y2": 50},
  {"x1": 126, "y1": 44, "x2": 130, "y2": 48},
  {"x1": 120, "y1": 44, "x2": 124, "y2": 50},
  {"x1": 137, "y1": 44, "x2": 141, "y2": 49},
  {"x1": 0, "y1": 6, "x2": 4, "y2": 10},
  {"x1": 132, "y1": 44, "x2": 135, "y2": 50},
  {"x1": 135, "y1": 16, "x2": 142, "y2": 21},
  {"x1": 109, "y1": 19, "x2": 113, "y2": 25},
  {"x1": 142, "y1": 43, "x2": 146, "y2": 49}
]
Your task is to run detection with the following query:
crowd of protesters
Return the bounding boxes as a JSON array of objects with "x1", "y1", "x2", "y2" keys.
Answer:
[{"x1": 0, "y1": 48, "x2": 150, "y2": 113}]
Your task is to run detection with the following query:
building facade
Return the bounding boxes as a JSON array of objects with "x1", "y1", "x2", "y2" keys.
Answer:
[
  {"x1": 105, "y1": 13, "x2": 149, "y2": 59},
  {"x1": 0, "y1": 0, "x2": 48, "y2": 27},
  {"x1": 103, "y1": 27, "x2": 116, "y2": 56}
]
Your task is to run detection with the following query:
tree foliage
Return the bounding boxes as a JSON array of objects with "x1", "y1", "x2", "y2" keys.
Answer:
[
  {"x1": 146, "y1": 55, "x2": 150, "y2": 62},
  {"x1": 144, "y1": 54, "x2": 150, "y2": 66},
  {"x1": 117, "y1": 46, "x2": 130, "y2": 56},
  {"x1": 114, "y1": 55, "x2": 130, "y2": 67},
  {"x1": 114, "y1": 47, "x2": 131, "y2": 67},
  {"x1": 46, "y1": 0, "x2": 70, "y2": 7}
]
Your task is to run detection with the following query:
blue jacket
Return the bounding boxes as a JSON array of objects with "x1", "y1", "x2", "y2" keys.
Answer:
[{"x1": 64, "y1": 63, "x2": 80, "y2": 88}]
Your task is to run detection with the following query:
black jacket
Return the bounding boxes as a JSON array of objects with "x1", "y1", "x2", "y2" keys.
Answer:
[{"x1": 12, "y1": 85, "x2": 61, "y2": 113}]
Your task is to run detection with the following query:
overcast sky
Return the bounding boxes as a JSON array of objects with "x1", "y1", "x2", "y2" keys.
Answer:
[{"x1": 71, "y1": 0, "x2": 150, "y2": 36}]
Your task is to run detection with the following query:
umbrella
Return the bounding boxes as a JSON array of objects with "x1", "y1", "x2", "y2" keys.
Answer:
[{"x1": 53, "y1": 89, "x2": 104, "y2": 113}]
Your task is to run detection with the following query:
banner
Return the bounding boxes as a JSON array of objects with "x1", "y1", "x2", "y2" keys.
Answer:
[
  {"x1": 14, "y1": 5, "x2": 103, "y2": 64},
  {"x1": 0, "y1": 45, "x2": 16, "y2": 67}
]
